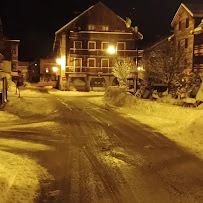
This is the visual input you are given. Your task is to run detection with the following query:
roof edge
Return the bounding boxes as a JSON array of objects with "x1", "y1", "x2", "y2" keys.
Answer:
[{"x1": 171, "y1": 3, "x2": 193, "y2": 26}]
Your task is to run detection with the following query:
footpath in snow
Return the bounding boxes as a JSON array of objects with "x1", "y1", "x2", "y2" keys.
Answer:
[{"x1": 89, "y1": 87, "x2": 203, "y2": 160}]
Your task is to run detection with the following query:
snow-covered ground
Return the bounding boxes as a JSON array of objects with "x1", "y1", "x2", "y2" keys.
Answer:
[
  {"x1": 0, "y1": 87, "x2": 55, "y2": 202},
  {"x1": 89, "y1": 87, "x2": 203, "y2": 159}
]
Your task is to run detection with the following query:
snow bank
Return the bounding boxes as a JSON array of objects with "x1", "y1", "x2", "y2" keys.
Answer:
[
  {"x1": 49, "y1": 89, "x2": 104, "y2": 97},
  {"x1": 6, "y1": 89, "x2": 57, "y2": 116},
  {"x1": 104, "y1": 86, "x2": 133, "y2": 107},
  {"x1": 0, "y1": 150, "x2": 52, "y2": 203},
  {"x1": 91, "y1": 87, "x2": 203, "y2": 159}
]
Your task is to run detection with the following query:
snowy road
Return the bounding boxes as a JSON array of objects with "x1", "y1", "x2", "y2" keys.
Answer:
[{"x1": 1, "y1": 88, "x2": 203, "y2": 202}]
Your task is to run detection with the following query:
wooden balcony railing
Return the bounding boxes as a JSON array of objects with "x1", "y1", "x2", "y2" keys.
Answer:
[
  {"x1": 66, "y1": 66, "x2": 113, "y2": 74},
  {"x1": 69, "y1": 48, "x2": 143, "y2": 57}
]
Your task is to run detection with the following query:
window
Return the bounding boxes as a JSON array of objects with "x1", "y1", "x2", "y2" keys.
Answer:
[
  {"x1": 88, "y1": 58, "x2": 96, "y2": 67},
  {"x1": 101, "y1": 59, "x2": 109, "y2": 67},
  {"x1": 102, "y1": 26, "x2": 109, "y2": 31},
  {"x1": 179, "y1": 21, "x2": 181, "y2": 31},
  {"x1": 74, "y1": 58, "x2": 82, "y2": 67},
  {"x1": 46, "y1": 68, "x2": 49, "y2": 73},
  {"x1": 186, "y1": 18, "x2": 189, "y2": 28},
  {"x1": 88, "y1": 41, "x2": 96, "y2": 50},
  {"x1": 185, "y1": 38, "x2": 188, "y2": 48},
  {"x1": 101, "y1": 42, "x2": 109, "y2": 50},
  {"x1": 74, "y1": 41, "x2": 82, "y2": 49},
  {"x1": 88, "y1": 25, "x2": 95, "y2": 30},
  {"x1": 117, "y1": 42, "x2": 126, "y2": 50},
  {"x1": 178, "y1": 41, "x2": 180, "y2": 50}
]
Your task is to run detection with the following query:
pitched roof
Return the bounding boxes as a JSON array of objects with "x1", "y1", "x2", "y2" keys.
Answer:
[
  {"x1": 172, "y1": 3, "x2": 203, "y2": 25},
  {"x1": 55, "y1": 2, "x2": 126, "y2": 35}
]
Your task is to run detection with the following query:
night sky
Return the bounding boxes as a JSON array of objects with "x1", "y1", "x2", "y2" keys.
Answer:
[{"x1": 1, "y1": 0, "x2": 202, "y2": 61}]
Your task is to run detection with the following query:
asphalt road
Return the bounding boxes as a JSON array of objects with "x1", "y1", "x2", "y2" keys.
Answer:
[{"x1": 1, "y1": 89, "x2": 203, "y2": 203}]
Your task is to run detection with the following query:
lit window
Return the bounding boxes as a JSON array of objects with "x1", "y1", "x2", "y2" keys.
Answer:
[
  {"x1": 185, "y1": 38, "x2": 188, "y2": 48},
  {"x1": 88, "y1": 25, "x2": 95, "y2": 31},
  {"x1": 186, "y1": 18, "x2": 189, "y2": 28},
  {"x1": 102, "y1": 26, "x2": 109, "y2": 31},
  {"x1": 101, "y1": 59, "x2": 109, "y2": 67},
  {"x1": 88, "y1": 41, "x2": 96, "y2": 50},
  {"x1": 46, "y1": 68, "x2": 49, "y2": 73},
  {"x1": 101, "y1": 42, "x2": 109, "y2": 50},
  {"x1": 88, "y1": 58, "x2": 96, "y2": 67},
  {"x1": 74, "y1": 41, "x2": 82, "y2": 49},
  {"x1": 117, "y1": 42, "x2": 126, "y2": 50},
  {"x1": 74, "y1": 58, "x2": 82, "y2": 67}
]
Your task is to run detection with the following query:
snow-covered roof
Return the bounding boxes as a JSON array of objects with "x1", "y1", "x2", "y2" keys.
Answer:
[{"x1": 191, "y1": 19, "x2": 203, "y2": 35}]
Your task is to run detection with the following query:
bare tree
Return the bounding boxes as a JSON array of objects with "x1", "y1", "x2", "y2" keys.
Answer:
[
  {"x1": 144, "y1": 40, "x2": 191, "y2": 91},
  {"x1": 113, "y1": 57, "x2": 137, "y2": 87}
]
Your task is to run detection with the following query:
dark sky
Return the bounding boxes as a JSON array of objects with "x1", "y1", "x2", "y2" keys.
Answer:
[{"x1": 1, "y1": 0, "x2": 202, "y2": 61}]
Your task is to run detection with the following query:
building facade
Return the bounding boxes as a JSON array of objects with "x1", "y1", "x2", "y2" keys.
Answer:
[
  {"x1": 40, "y1": 58, "x2": 59, "y2": 82},
  {"x1": 171, "y1": 3, "x2": 203, "y2": 72},
  {"x1": 53, "y1": 2, "x2": 143, "y2": 91}
]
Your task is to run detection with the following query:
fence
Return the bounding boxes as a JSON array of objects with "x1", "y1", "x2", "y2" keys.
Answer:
[{"x1": 0, "y1": 77, "x2": 7, "y2": 107}]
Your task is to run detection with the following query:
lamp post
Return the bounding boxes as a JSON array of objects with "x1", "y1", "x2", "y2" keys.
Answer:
[{"x1": 56, "y1": 56, "x2": 66, "y2": 90}]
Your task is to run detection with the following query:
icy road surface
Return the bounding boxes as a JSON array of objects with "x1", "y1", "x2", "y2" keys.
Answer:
[{"x1": 0, "y1": 88, "x2": 203, "y2": 203}]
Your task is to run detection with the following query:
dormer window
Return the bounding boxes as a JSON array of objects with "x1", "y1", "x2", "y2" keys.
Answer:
[
  {"x1": 88, "y1": 25, "x2": 95, "y2": 31},
  {"x1": 102, "y1": 26, "x2": 109, "y2": 31}
]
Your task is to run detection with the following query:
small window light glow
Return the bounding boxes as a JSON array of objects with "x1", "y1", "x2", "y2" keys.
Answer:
[
  {"x1": 107, "y1": 46, "x2": 116, "y2": 54},
  {"x1": 35, "y1": 64, "x2": 37, "y2": 66},
  {"x1": 53, "y1": 67, "x2": 58, "y2": 72},
  {"x1": 46, "y1": 68, "x2": 49, "y2": 73}
]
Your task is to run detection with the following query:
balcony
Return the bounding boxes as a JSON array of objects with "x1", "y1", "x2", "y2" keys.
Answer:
[
  {"x1": 69, "y1": 48, "x2": 143, "y2": 58},
  {"x1": 66, "y1": 66, "x2": 113, "y2": 74}
]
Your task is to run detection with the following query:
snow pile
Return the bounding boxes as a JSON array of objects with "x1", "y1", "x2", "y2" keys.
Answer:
[
  {"x1": 0, "y1": 150, "x2": 52, "y2": 203},
  {"x1": 92, "y1": 86, "x2": 203, "y2": 158},
  {"x1": 104, "y1": 86, "x2": 133, "y2": 107}
]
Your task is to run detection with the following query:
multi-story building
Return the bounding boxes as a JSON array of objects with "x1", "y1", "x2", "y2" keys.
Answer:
[
  {"x1": 193, "y1": 19, "x2": 203, "y2": 71},
  {"x1": 18, "y1": 61, "x2": 29, "y2": 82},
  {"x1": 53, "y1": 2, "x2": 143, "y2": 91},
  {"x1": 39, "y1": 58, "x2": 59, "y2": 82},
  {"x1": 171, "y1": 3, "x2": 203, "y2": 72}
]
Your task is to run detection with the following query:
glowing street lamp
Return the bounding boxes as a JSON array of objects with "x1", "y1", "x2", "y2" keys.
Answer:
[
  {"x1": 107, "y1": 46, "x2": 116, "y2": 54},
  {"x1": 53, "y1": 67, "x2": 58, "y2": 72}
]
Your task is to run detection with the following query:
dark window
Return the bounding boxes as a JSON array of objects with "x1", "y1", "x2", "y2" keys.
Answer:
[
  {"x1": 186, "y1": 18, "x2": 189, "y2": 28},
  {"x1": 74, "y1": 58, "x2": 82, "y2": 67},
  {"x1": 185, "y1": 38, "x2": 188, "y2": 48},
  {"x1": 88, "y1": 58, "x2": 95, "y2": 67},
  {"x1": 74, "y1": 41, "x2": 82, "y2": 49},
  {"x1": 179, "y1": 22, "x2": 181, "y2": 31},
  {"x1": 101, "y1": 59, "x2": 109, "y2": 67},
  {"x1": 117, "y1": 42, "x2": 126, "y2": 50},
  {"x1": 102, "y1": 42, "x2": 109, "y2": 50},
  {"x1": 178, "y1": 41, "x2": 180, "y2": 49},
  {"x1": 88, "y1": 41, "x2": 96, "y2": 50}
]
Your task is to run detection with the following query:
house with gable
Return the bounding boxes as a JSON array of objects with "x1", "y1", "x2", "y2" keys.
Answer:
[
  {"x1": 171, "y1": 3, "x2": 203, "y2": 72},
  {"x1": 53, "y1": 2, "x2": 143, "y2": 91}
]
